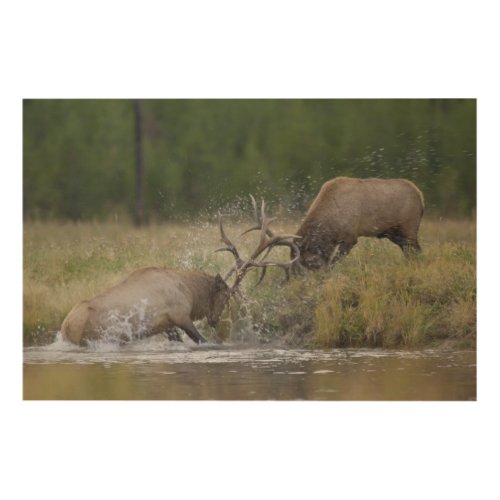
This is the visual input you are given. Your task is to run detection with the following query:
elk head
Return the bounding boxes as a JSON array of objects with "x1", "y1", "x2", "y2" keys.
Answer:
[{"x1": 207, "y1": 273, "x2": 231, "y2": 327}]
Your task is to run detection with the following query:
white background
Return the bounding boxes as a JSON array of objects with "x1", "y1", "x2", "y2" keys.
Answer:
[{"x1": 2, "y1": 1, "x2": 498, "y2": 499}]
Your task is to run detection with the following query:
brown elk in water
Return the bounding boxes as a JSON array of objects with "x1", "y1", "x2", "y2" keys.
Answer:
[
  {"x1": 290, "y1": 177, "x2": 425, "y2": 270},
  {"x1": 60, "y1": 200, "x2": 300, "y2": 346}
]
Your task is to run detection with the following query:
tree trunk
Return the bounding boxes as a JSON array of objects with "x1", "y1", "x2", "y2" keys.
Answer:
[{"x1": 133, "y1": 99, "x2": 144, "y2": 226}]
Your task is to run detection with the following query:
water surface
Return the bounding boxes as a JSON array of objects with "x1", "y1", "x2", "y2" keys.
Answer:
[{"x1": 23, "y1": 336, "x2": 476, "y2": 400}]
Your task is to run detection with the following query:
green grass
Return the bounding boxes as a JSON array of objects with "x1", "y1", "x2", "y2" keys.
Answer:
[{"x1": 23, "y1": 217, "x2": 476, "y2": 348}]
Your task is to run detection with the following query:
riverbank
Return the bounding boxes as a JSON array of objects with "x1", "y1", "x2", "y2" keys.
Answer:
[
  {"x1": 23, "y1": 218, "x2": 476, "y2": 348},
  {"x1": 249, "y1": 240, "x2": 475, "y2": 349}
]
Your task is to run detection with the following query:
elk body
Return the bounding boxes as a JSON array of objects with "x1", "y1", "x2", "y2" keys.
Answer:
[
  {"x1": 61, "y1": 269, "x2": 230, "y2": 345},
  {"x1": 295, "y1": 177, "x2": 424, "y2": 269},
  {"x1": 61, "y1": 199, "x2": 299, "y2": 346}
]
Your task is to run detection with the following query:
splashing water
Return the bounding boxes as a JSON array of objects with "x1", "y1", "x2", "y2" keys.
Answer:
[{"x1": 103, "y1": 299, "x2": 149, "y2": 340}]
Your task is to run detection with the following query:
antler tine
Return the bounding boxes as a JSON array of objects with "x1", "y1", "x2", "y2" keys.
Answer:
[
  {"x1": 214, "y1": 212, "x2": 244, "y2": 269},
  {"x1": 254, "y1": 243, "x2": 301, "y2": 278},
  {"x1": 249, "y1": 258, "x2": 295, "y2": 287},
  {"x1": 252, "y1": 194, "x2": 261, "y2": 223},
  {"x1": 239, "y1": 194, "x2": 275, "y2": 238},
  {"x1": 244, "y1": 197, "x2": 282, "y2": 261},
  {"x1": 260, "y1": 197, "x2": 276, "y2": 238},
  {"x1": 223, "y1": 265, "x2": 237, "y2": 282},
  {"x1": 256, "y1": 237, "x2": 302, "y2": 264},
  {"x1": 239, "y1": 194, "x2": 260, "y2": 237}
]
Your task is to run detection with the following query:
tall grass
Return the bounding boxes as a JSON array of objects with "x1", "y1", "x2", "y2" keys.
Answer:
[
  {"x1": 311, "y1": 243, "x2": 475, "y2": 348},
  {"x1": 243, "y1": 219, "x2": 475, "y2": 349},
  {"x1": 23, "y1": 217, "x2": 476, "y2": 348}
]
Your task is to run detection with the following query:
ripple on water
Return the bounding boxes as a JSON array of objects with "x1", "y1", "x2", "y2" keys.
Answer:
[
  {"x1": 23, "y1": 335, "x2": 476, "y2": 379},
  {"x1": 23, "y1": 337, "x2": 476, "y2": 400}
]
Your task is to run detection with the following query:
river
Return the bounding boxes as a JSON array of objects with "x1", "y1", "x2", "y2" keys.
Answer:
[{"x1": 23, "y1": 335, "x2": 476, "y2": 400}]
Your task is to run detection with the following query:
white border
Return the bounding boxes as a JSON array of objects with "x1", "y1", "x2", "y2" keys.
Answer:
[{"x1": 3, "y1": 1, "x2": 498, "y2": 499}]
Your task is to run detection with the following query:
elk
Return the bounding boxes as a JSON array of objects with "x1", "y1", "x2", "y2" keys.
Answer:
[
  {"x1": 60, "y1": 199, "x2": 300, "y2": 346},
  {"x1": 291, "y1": 177, "x2": 425, "y2": 270}
]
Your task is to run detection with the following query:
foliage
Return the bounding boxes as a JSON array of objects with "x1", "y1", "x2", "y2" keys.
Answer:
[{"x1": 23, "y1": 99, "x2": 476, "y2": 220}]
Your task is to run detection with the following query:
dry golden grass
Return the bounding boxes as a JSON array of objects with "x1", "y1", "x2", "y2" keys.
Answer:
[
  {"x1": 23, "y1": 217, "x2": 476, "y2": 348},
  {"x1": 248, "y1": 218, "x2": 476, "y2": 349}
]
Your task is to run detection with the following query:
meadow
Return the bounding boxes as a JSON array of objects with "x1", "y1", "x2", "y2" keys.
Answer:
[{"x1": 23, "y1": 216, "x2": 476, "y2": 348}]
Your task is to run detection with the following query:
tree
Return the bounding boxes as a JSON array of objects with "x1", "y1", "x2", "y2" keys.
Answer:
[{"x1": 133, "y1": 99, "x2": 145, "y2": 226}]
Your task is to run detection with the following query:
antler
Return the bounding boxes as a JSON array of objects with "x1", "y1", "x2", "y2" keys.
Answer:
[
  {"x1": 242, "y1": 194, "x2": 301, "y2": 265},
  {"x1": 240, "y1": 194, "x2": 275, "y2": 239},
  {"x1": 233, "y1": 196, "x2": 301, "y2": 291},
  {"x1": 215, "y1": 196, "x2": 301, "y2": 294},
  {"x1": 214, "y1": 212, "x2": 244, "y2": 281}
]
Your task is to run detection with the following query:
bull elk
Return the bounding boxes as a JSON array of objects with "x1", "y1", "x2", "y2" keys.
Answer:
[
  {"x1": 291, "y1": 177, "x2": 425, "y2": 270},
  {"x1": 60, "y1": 198, "x2": 300, "y2": 346}
]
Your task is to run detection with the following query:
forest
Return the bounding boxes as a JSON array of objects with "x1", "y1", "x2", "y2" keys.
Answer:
[{"x1": 23, "y1": 99, "x2": 476, "y2": 221}]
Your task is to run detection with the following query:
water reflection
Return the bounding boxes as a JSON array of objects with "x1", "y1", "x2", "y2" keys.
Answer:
[{"x1": 23, "y1": 344, "x2": 476, "y2": 401}]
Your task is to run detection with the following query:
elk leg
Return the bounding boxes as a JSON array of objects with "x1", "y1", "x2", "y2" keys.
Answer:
[
  {"x1": 180, "y1": 321, "x2": 208, "y2": 344},
  {"x1": 401, "y1": 239, "x2": 421, "y2": 257},
  {"x1": 331, "y1": 239, "x2": 356, "y2": 265},
  {"x1": 165, "y1": 329, "x2": 183, "y2": 342},
  {"x1": 387, "y1": 230, "x2": 421, "y2": 257}
]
